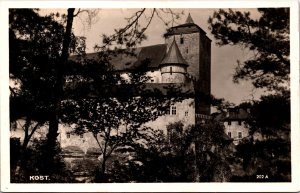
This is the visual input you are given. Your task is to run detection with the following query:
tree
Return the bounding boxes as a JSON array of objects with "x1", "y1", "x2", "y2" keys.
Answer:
[
  {"x1": 45, "y1": 8, "x2": 183, "y2": 175},
  {"x1": 10, "y1": 8, "x2": 184, "y2": 181},
  {"x1": 232, "y1": 92, "x2": 291, "y2": 182},
  {"x1": 103, "y1": 120, "x2": 234, "y2": 182},
  {"x1": 208, "y1": 8, "x2": 291, "y2": 182},
  {"x1": 61, "y1": 55, "x2": 186, "y2": 180},
  {"x1": 208, "y1": 8, "x2": 289, "y2": 92},
  {"x1": 58, "y1": 8, "x2": 185, "y2": 181},
  {"x1": 9, "y1": 9, "x2": 68, "y2": 180}
]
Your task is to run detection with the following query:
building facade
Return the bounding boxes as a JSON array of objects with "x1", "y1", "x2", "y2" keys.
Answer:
[
  {"x1": 220, "y1": 108, "x2": 250, "y2": 145},
  {"x1": 11, "y1": 14, "x2": 212, "y2": 152}
]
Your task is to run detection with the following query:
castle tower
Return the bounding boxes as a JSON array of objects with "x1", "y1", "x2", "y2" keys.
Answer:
[
  {"x1": 160, "y1": 39, "x2": 188, "y2": 83},
  {"x1": 164, "y1": 13, "x2": 211, "y2": 115}
]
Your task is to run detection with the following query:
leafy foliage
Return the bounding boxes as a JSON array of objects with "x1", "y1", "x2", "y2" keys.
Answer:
[
  {"x1": 10, "y1": 138, "x2": 75, "y2": 183},
  {"x1": 209, "y1": 8, "x2": 291, "y2": 182},
  {"x1": 61, "y1": 52, "x2": 185, "y2": 177},
  {"x1": 208, "y1": 8, "x2": 289, "y2": 91},
  {"x1": 102, "y1": 121, "x2": 234, "y2": 182}
]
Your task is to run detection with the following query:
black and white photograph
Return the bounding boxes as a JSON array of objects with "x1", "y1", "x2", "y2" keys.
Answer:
[{"x1": 1, "y1": 0, "x2": 299, "y2": 192}]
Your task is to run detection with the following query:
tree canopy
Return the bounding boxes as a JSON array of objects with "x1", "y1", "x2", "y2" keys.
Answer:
[{"x1": 208, "y1": 8, "x2": 289, "y2": 92}]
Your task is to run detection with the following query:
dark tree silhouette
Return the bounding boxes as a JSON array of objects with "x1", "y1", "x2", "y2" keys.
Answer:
[
  {"x1": 208, "y1": 8, "x2": 289, "y2": 92},
  {"x1": 208, "y1": 8, "x2": 291, "y2": 182}
]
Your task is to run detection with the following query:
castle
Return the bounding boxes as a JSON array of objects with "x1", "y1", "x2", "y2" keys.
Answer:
[
  {"x1": 11, "y1": 13, "x2": 212, "y2": 153},
  {"x1": 58, "y1": 13, "x2": 212, "y2": 151}
]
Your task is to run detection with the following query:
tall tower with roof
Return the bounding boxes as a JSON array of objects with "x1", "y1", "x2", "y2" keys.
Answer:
[
  {"x1": 160, "y1": 39, "x2": 189, "y2": 83},
  {"x1": 164, "y1": 13, "x2": 211, "y2": 116}
]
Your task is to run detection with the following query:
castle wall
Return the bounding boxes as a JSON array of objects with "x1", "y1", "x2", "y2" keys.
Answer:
[
  {"x1": 144, "y1": 98, "x2": 195, "y2": 135},
  {"x1": 165, "y1": 31, "x2": 211, "y2": 115},
  {"x1": 161, "y1": 65, "x2": 186, "y2": 83},
  {"x1": 198, "y1": 33, "x2": 211, "y2": 115},
  {"x1": 146, "y1": 70, "x2": 162, "y2": 83},
  {"x1": 121, "y1": 70, "x2": 162, "y2": 83},
  {"x1": 165, "y1": 33, "x2": 200, "y2": 80},
  {"x1": 58, "y1": 126, "x2": 100, "y2": 153}
]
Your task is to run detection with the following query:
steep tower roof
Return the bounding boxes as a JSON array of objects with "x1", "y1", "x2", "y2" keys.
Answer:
[
  {"x1": 185, "y1": 13, "x2": 194, "y2": 23},
  {"x1": 164, "y1": 13, "x2": 207, "y2": 37},
  {"x1": 160, "y1": 39, "x2": 188, "y2": 66}
]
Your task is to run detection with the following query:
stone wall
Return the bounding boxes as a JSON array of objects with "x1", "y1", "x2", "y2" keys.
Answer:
[
  {"x1": 165, "y1": 33, "x2": 200, "y2": 80},
  {"x1": 144, "y1": 98, "x2": 195, "y2": 135},
  {"x1": 161, "y1": 65, "x2": 186, "y2": 83}
]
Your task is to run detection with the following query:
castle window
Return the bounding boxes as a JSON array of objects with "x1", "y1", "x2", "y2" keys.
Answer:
[
  {"x1": 238, "y1": 132, "x2": 242, "y2": 139},
  {"x1": 180, "y1": 34, "x2": 184, "y2": 44},
  {"x1": 185, "y1": 111, "x2": 188, "y2": 116},
  {"x1": 67, "y1": 133, "x2": 70, "y2": 139},
  {"x1": 80, "y1": 134, "x2": 83, "y2": 138},
  {"x1": 238, "y1": 120, "x2": 242, "y2": 125},
  {"x1": 186, "y1": 48, "x2": 189, "y2": 53},
  {"x1": 228, "y1": 132, "x2": 231, "y2": 138},
  {"x1": 171, "y1": 106, "x2": 176, "y2": 115},
  {"x1": 228, "y1": 121, "x2": 231, "y2": 125},
  {"x1": 151, "y1": 79, "x2": 154, "y2": 83},
  {"x1": 170, "y1": 67, "x2": 172, "y2": 75}
]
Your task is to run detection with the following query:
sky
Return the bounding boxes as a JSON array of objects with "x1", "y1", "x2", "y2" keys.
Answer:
[{"x1": 41, "y1": 8, "x2": 264, "y2": 105}]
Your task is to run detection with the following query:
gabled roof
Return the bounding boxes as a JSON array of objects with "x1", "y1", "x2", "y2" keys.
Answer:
[
  {"x1": 160, "y1": 39, "x2": 188, "y2": 67},
  {"x1": 134, "y1": 44, "x2": 167, "y2": 69},
  {"x1": 69, "y1": 44, "x2": 167, "y2": 72},
  {"x1": 213, "y1": 108, "x2": 250, "y2": 122}
]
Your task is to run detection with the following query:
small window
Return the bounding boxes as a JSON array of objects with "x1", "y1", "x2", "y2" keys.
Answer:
[
  {"x1": 67, "y1": 133, "x2": 70, "y2": 139},
  {"x1": 228, "y1": 132, "x2": 231, "y2": 138},
  {"x1": 228, "y1": 121, "x2": 231, "y2": 126},
  {"x1": 151, "y1": 79, "x2": 154, "y2": 83},
  {"x1": 185, "y1": 111, "x2": 188, "y2": 116},
  {"x1": 238, "y1": 132, "x2": 242, "y2": 139},
  {"x1": 186, "y1": 48, "x2": 188, "y2": 53},
  {"x1": 180, "y1": 34, "x2": 184, "y2": 44},
  {"x1": 170, "y1": 67, "x2": 172, "y2": 75},
  {"x1": 80, "y1": 134, "x2": 83, "y2": 138},
  {"x1": 238, "y1": 120, "x2": 242, "y2": 125},
  {"x1": 171, "y1": 106, "x2": 176, "y2": 115}
]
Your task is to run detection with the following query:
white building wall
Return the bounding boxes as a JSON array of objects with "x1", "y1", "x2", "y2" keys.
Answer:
[
  {"x1": 224, "y1": 120, "x2": 249, "y2": 145},
  {"x1": 161, "y1": 65, "x2": 186, "y2": 83},
  {"x1": 10, "y1": 119, "x2": 48, "y2": 142},
  {"x1": 58, "y1": 125, "x2": 100, "y2": 153},
  {"x1": 144, "y1": 98, "x2": 195, "y2": 135},
  {"x1": 120, "y1": 70, "x2": 162, "y2": 83},
  {"x1": 146, "y1": 70, "x2": 162, "y2": 83}
]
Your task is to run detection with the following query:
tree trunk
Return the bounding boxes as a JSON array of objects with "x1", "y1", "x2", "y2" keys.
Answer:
[{"x1": 45, "y1": 8, "x2": 75, "y2": 173}]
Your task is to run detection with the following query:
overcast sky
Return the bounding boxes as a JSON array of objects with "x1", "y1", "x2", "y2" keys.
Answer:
[{"x1": 41, "y1": 8, "x2": 264, "y2": 105}]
